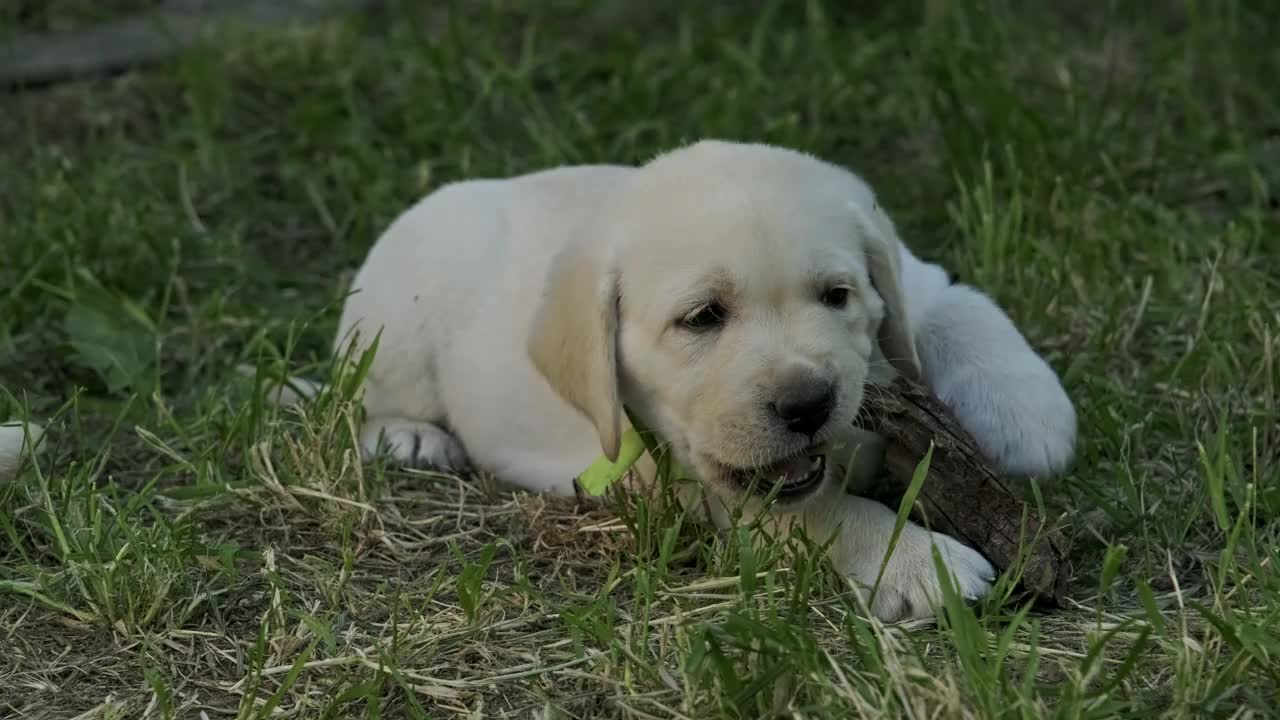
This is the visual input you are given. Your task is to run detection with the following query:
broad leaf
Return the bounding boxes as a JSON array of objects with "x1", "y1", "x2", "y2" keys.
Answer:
[{"x1": 63, "y1": 285, "x2": 156, "y2": 396}]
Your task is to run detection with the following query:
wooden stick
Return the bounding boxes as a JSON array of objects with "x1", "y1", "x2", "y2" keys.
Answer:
[{"x1": 855, "y1": 377, "x2": 1071, "y2": 607}]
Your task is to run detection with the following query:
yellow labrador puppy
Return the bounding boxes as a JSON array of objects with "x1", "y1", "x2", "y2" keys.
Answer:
[{"x1": 323, "y1": 141, "x2": 1076, "y2": 620}]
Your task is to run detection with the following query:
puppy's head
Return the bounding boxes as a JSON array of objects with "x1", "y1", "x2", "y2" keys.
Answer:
[{"x1": 529, "y1": 141, "x2": 919, "y2": 506}]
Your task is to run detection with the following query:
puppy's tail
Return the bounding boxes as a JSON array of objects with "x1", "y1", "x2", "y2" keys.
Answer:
[
  {"x1": 2, "y1": 365, "x2": 329, "y2": 483},
  {"x1": 0, "y1": 421, "x2": 44, "y2": 483},
  {"x1": 236, "y1": 364, "x2": 327, "y2": 408}
]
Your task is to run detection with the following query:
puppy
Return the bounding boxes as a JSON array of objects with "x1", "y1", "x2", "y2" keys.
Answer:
[{"x1": 317, "y1": 140, "x2": 1075, "y2": 621}]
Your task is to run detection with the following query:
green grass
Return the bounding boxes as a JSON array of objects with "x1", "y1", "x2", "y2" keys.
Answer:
[{"x1": 2, "y1": 0, "x2": 1279, "y2": 716}]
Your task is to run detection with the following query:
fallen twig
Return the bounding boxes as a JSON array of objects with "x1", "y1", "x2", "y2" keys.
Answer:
[{"x1": 856, "y1": 376, "x2": 1072, "y2": 607}]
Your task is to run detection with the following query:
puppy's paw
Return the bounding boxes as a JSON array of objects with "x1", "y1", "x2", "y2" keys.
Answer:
[
  {"x1": 0, "y1": 421, "x2": 45, "y2": 482},
  {"x1": 934, "y1": 365, "x2": 1077, "y2": 479},
  {"x1": 913, "y1": 282, "x2": 1077, "y2": 480},
  {"x1": 361, "y1": 418, "x2": 471, "y2": 473},
  {"x1": 866, "y1": 528, "x2": 995, "y2": 623}
]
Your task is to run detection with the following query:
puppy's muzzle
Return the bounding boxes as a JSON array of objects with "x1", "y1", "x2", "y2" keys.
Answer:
[
  {"x1": 711, "y1": 375, "x2": 840, "y2": 502},
  {"x1": 725, "y1": 451, "x2": 828, "y2": 500},
  {"x1": 768, "y1": 377, "x2": 836, "y2": 438}
]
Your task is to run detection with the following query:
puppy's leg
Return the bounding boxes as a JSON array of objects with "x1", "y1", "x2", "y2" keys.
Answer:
[
  {"x1": 347, "y1": 319, "x2": 474, "y2": 473},
  {"x1": 801, "y1": 488, "x2": 995, "y2": 622},
  {"x1": 690, "y1": 478, "x2": 991, "y2": 622},
  {"x1": 361, "y1": 377, "x2": 479, "y2": 473},
  {"x1": 898, "y1": 249, "x2": 1077, "y2": 478},
  {"x1": 361, "y1": 417, "x2": 471, "y2": 473}
]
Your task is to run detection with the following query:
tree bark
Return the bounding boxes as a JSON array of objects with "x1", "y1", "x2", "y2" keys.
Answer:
[{"x1": 856, "y1": 377, "x2": 1071, "y2": 607}]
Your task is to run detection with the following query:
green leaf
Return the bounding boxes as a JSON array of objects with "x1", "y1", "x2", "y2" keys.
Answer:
[
  {"x1": 624, "y1": 408, "x2": 694, "y2": 483},
  {"x1": 577, "y1": 427, "x2": 648, "y2": 496},
  {"x1": 456, "y1": 542, "x2": 498, "y2": 622},
  {"x1": 576, "y1": 409, "x2": 695, "y2": 493},
  {"x1": 63, "y1": 285, "x2": 156, "y2": 396},
  {"x1": 1134, "y1": 578, "x2": 1166, "y2": 634},
  {"x1": 871, "y1": 443, "x2": 933, "y2": 601},
  {"x1": 257, "y1": 639, "x2": 317, "y2": 719}
]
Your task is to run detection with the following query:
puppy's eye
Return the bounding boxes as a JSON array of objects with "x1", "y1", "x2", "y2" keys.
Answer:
[
  {"x1": 821, "y1": 286, "x2": 852, "y2": 309},
  {"x1": 682, "y1": 302, "x2": 728, "y2": 331}
]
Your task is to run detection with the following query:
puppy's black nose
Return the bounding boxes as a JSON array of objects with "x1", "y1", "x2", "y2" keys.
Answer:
[{"x1": 770, "y1": 380, "x2": 836, "y2": 437}]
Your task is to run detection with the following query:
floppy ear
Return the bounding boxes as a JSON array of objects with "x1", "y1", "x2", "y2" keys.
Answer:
[
  {"x1": 864, "y1": 234, "x2": 922, "y2": 382},
  {"x1": 527, "y1": 240, "x2": 623, "y2": 461}
]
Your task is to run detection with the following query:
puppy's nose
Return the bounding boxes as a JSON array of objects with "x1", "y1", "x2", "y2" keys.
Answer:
[{"x1": 770, "y1": 379, "x2": 836, "y2": 437}]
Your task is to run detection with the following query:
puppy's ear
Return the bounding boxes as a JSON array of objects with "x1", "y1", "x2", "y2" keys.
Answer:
[
  {"x1": 865, "y1": 235, "x2": 922, "y2": 382},
  {"x1": 527, "y1": 240, "x2": 623, "y2": 460}
]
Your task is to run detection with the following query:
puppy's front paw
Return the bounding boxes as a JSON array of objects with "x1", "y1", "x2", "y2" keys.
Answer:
[
  {"x1": 914, "y1": 283, "x2": 1078, "y2": 479},
  {"x1": 867, "y1": 528, "x2": 995, "y2": 623},
  {"x1": 361, "y1": 418, "x2": 471, "y2": 473},
  {"x1": 933, "y1": 366, "x2": 1077, "y2": 479}
]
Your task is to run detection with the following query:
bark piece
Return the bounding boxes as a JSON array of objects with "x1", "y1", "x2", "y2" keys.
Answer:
[{"x1": 856, "y1": 377, "x2": 1071, "y2": 607}]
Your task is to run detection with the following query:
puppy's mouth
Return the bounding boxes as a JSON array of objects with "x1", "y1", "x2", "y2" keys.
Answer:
[{"x1": 722, "y1": 449, "x2": 827, "y2": 500}]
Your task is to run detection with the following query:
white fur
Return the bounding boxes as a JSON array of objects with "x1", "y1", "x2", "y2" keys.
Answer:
[
  {"x1": 296, "y1": 140, "x2": 1075, "y2": 622},
  {"x1": 0, "y1": 421, "x2": 43, "y2": 483},
  {"x1": 906, "y1": 277, "x2": 1078, "y2": 478}
]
